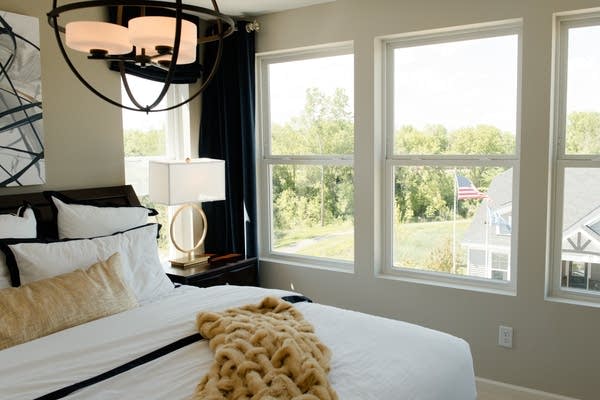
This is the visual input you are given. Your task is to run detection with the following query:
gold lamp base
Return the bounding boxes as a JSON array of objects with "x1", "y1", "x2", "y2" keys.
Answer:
[{"x1": 169, "y1": 202, "x2": 209, "y2": 269}]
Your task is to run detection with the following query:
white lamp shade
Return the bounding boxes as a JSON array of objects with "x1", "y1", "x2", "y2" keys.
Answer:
[
  {"x1": 148, "y1": 158, "x2": 226, "y2": 206},
  {"x1": 129, "y1": 16, "x2": 197, "y2": 63},
  {"x1": 65, "y1": 21, "x2": 132, "y2": 55},
  {"x1": 153, "y1": 46, "x2": 196, "y2": 65}
]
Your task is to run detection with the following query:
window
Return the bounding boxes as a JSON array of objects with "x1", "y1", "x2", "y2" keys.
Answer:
[
  {"x1": 382, "y1": 21, "x2": 521, "y2": 292},
  {"x1": 548, "y1": 12, "x2": 600, "y2": 305},
  {"x1": 121, "y1": 75, "x2": 191, "y2": 260},
  {"x1": 491, "y1": 253, "x2": 509, "y2": 281},
  {"x1": 257, "y1": 44, "x2": 354, "y2": 268}
]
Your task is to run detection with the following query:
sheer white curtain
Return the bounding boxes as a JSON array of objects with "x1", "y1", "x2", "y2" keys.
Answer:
[{"x1": 165, "y1": 85, "x2": 199, "y2": 259}]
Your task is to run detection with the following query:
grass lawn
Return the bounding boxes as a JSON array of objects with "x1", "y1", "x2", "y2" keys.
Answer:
[
  {"x1": 395, "y1": 219, "x2": 470, "y2": 267},
  {"x1": 273, "y1": 219, "x2": 471, "y2": 265}
]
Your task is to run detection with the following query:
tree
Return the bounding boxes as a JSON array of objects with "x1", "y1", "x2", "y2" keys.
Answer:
[
  {"x1": 124, "y1": 129, "x2": 165, "y2": 157},
  {"x1": 449, "y1": 125, "x2": 514, "y2": 189},
  {"x1": 394, "y1": 124, "x2": 449, "y2": 154},
  {"x1": 393, "y1": 124, "x2": 515, "y2": 223},
  {"x1": 566, "y1": 111, "x2": 600, "y2": 154},
  {"x1": 271, "y1": 88, "x2": 354, "y2": 231}
]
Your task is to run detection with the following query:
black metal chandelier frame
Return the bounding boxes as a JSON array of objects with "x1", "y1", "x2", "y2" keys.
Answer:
[{"x1": 48, "y1": 0, "x2": 236, "y2": 112}]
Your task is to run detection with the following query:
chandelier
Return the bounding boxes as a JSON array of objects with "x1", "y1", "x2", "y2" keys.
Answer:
[{"x1": 47, "y1": 0, "x2": 235, "y2": 112}]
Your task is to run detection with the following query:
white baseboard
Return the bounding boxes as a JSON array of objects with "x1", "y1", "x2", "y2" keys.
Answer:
[{"x1": 476, "y1": 377, "x2": 580, "y2": 400}]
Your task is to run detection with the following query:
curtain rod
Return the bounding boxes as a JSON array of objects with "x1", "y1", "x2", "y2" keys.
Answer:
[{"x1": 244, "y1": 20, "x2": 260, "y2": 32}]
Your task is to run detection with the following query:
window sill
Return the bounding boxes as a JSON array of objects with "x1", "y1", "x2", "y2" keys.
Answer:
[
  {"x1": 259, "y1": 254, "x2": 354, "y2": 274},
  {"x1": 377, "y1": 268, "x2": 517, "y2": 296},
  {"x1": 545, "y1": 291, "x2": 600, "y2": 309}
]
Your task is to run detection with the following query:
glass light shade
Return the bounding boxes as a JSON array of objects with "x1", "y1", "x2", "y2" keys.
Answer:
[
  {"x1": 148, "y1": 158, "x2": 226, "y2": 206},
  {"x1": 65, "y1": 21, "x2": 132, "y2": 55},
  {"x1": 153, "y1": 45, "x2": 196, "y2": 65},
  {"x1": 128, "y1": 16, "x2": 197, "y2": 56}
]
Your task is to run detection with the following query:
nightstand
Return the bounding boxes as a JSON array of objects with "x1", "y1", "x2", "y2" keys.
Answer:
[{"x1": 164, "y1": 255, "x2": 258, "y2": 288}]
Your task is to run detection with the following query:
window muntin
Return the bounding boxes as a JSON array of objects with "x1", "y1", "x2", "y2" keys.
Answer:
[
  {"x1": 549, "y1": 14, "x2": 600, "y2": 305},
  {"x1": 259, "y1": 45, "x2": 354, "y2": 266},
  {"x1": 384, "y1": 22, "x2": 520, "y2": 291}
]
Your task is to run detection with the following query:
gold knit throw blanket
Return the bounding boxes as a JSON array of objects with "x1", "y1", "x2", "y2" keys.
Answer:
[{"x1": 193, "y1": 296, "x2": 338, "y2": 400}]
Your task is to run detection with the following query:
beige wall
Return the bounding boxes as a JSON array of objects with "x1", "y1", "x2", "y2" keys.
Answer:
[
  {"x1": 3, "y1": 0, "x2": 599, "y2": 398},
  {"x1": 256, "y1": 1, "x2": 600, "y2": 399},
  {"x1": 1, "y1": 1, "x2": 125, "y2": 195}
]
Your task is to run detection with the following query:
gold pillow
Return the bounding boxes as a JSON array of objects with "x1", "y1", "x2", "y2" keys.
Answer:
[{"x1": 0, "y1": 252, "x2": 138, "y2": 350}]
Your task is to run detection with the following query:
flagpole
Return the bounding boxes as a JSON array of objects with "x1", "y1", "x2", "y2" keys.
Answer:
[
  {"x1": 452, "y1": 170, "x2": 457, "y2": 275},
  {"x1": 485, "y1": 199, "x2": 490, "y2": 278}
]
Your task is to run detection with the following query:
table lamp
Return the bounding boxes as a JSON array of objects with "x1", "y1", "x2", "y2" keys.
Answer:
[{"x1": 148, "y1": 158, "x2": 225, "y2": 268}]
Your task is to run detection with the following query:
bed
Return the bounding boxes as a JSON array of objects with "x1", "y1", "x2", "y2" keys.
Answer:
[{"x1": 0, "y1": 185, "x2": 477, "y2": 400}]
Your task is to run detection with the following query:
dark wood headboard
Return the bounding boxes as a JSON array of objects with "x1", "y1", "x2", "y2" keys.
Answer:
[{"x1": 0, "y1": 185, "x2": 141, "y2": 239}]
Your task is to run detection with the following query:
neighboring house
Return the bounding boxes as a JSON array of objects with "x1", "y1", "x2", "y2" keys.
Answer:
[
  {"x1": 462, "y1": 168, "x2": 600, "y2": 290},
  {"x1": 461, "y1": 169, "x2": 513, "y2": 281},
  {"x1": 559, "y1": 168, "x2": 600, "y2": 291}
]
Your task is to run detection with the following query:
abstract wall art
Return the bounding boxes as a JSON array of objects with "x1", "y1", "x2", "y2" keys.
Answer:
[{"x1": 0, "y1": 10, "x2": 44, "y2": 186}]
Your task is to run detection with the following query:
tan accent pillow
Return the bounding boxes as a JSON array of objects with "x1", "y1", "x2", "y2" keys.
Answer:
[{"x1": 0, "y1": 252, "x2": 138, "y2": 350}]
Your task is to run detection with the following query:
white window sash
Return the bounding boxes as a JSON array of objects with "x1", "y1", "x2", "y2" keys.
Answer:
[
  {"x1": 546, "y1": 11, "x2": 600, "y2": 307},
  {"x1": 380, "y1": 20, "x2": 522, "y2": 295},
  {"x1": 256, "y1": 43, "x2": 355, "y2": 270}
]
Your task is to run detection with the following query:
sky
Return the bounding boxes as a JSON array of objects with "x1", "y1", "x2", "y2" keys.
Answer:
[
  {"x1": 393, "y1": 34, "x2": 518, "y2": 134},
  {"x1": 121, "y1": 74, "x2": 168, "y2": 131},
  {"x1": 267, "y1": 36, "x2": 520, "y2": 134},
  {"x1": 268, "y1": 54, "x2": 354, "y2": 125},
  {"x1": 122, "y1": 25, "x2": 599, "y2": 135},
  {"x1": 566, "y1": 25, "x2": 600, "y2": 115}
]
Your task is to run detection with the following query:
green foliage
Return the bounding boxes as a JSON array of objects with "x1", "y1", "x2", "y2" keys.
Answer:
[
  {"x1": 271, "y1": 88, "x2": 354, "y2": 233},
  {"x1": 449, "y1": 125, "x2": 515, "y2": 155},
  {"x1": 271, "y1": 88, "x2": 353, "y2": 156},
  {"x1": 394, "y1": 124, "x2": 449, "y2": 154},
  {"x1": 392, "y1": 123, "x2": 515, "y2": 223},
  {"x1": 566, "y1": 111, "x2": 600, "y2": 154},
  {"x1": 270, "y1": 87, "x2": 598, "y2": 260},
  {"x1": 139, "y1": 195, "x2": 169, "y2": 257},
  {"x1": 426, "y1": 237, "x2": 464, "y2": 274},
  {"x1": 124, "y1": 129, "x2": 166, "y2": 157}
]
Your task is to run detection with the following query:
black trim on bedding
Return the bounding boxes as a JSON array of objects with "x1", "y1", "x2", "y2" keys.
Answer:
[
  {"x1": 31, "y1": 295, "x2": 311, "y2": 400},
  {"x1": 43, "y1": 191, "x2": 158, "y2": 218},
  {"x1": 281, "y1": 295, "x2": 313, "y2": 304},
  {"x1": 33, "y1": 333, "x2": 204, "y2": 400},
  {"x1": 16, "y1": 201, "x2": 31, "y2": 217},
  {"x1": 0, "y1": 240, "x2": 20, "y2": 287},
  {"x1": 0, "y1": 223, "x2": 160, "y2": 287}
]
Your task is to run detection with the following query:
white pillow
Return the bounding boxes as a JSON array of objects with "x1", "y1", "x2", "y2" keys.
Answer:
[
  {"x1": 50, "y1": 195, "x2": 151, "y2": 239},
  {"x1": 0, "y1": 206, "x2": 36, "y2": 238},
  {"x1": 0, "y1": 206, "x2": 37, "y2": 289},
  {"x1": 5, "y1": 224, "x2": 173, "y2": 304}
]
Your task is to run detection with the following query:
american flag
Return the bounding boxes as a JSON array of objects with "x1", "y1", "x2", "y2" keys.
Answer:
[{"x1": 456, "y1": 174, "x2": 488, "y2": 200}]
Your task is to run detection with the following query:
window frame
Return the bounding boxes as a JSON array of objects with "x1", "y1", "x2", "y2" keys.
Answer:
[
  {"x1": 121, "y1": 77, "x2": 192, "y2": 261},
  {"x1": 256, "y1": 42, "x2": 355, "y2": 271},
  {"x1": 380, "y1": 20, "x2": 523, "y2": 295},
  {"x1": 547, "y1": 11, "x2": 600, "y2": 307}
]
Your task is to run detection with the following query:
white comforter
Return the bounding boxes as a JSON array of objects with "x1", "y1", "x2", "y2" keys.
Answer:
[{"x1": 0, "y1": 285, "x2": 476, "y2": 399}]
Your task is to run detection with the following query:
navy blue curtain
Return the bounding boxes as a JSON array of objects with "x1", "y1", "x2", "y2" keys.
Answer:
[{"x1": 199, "y1": 21, "x2": 256, "y2": 257}]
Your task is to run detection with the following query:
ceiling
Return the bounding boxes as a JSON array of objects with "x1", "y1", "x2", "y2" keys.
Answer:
[{"x1": 193, "y1": 0, "x2": 335, "y2": 16}]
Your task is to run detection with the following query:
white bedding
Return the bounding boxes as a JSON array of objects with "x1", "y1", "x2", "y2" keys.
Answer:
[{"x1": 0, "y1": 285, "x2": 476, "y2": 400}]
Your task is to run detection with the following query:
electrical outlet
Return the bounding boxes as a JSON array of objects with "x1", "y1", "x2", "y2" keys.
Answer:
[{"x1": 498, "y1": 325, "x2": 513, "y2": 348}]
